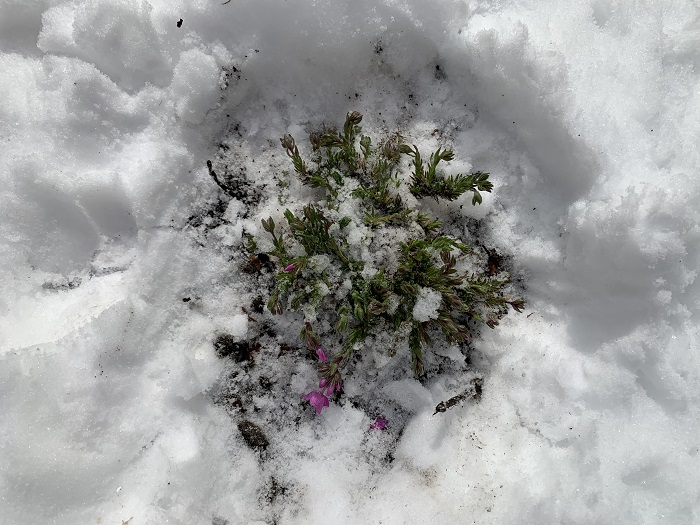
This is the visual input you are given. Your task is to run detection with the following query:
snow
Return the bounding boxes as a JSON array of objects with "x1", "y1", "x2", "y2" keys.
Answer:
[
  {"x1": 1, "y1": 0, "x2": 700, "y2": 524},
  {"x1": 412, "y1": 287, "x2": 443, "y2": 322}
]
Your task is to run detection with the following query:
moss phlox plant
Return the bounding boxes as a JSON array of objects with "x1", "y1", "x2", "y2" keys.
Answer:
[{"x1": 262, "y1": 112, "x2": 524, "y2": 415}]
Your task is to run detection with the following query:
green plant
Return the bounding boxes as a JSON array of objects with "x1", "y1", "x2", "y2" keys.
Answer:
[{"x1": 262, "y1": 112, "x2": 523, "y2": 412}]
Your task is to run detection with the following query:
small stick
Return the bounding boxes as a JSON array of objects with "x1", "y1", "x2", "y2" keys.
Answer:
[
  {"x1": 206, "y1": 160, "x2": 237, "y2": 198},
  {"x1": 433, "y1": 377, "x2": 483, "y2": 415}
]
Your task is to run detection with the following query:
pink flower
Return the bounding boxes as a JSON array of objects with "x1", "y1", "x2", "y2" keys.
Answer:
[
  {"x1": 321, "y1": 381, "x2": 341, "y2": 396},
  {"x1": 316, "y1": 347, "x2": 328, "y2": 362},
  {"x1": 370, "y1": 418, "x2": 388, "y2": 430},
  {"x1": 284, "y1": 263, "x2": 295, "y2": 272},
  {"x1": 303, "y1": 390, "x2": 330, "y2": 414}
]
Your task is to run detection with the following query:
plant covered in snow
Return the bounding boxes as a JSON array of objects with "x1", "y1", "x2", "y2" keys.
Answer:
[{"x1": 262, "y1": 112, "x2": 524, "y2": 413}]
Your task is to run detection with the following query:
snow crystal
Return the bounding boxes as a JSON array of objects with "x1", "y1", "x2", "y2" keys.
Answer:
[
  {"x1": 224, "y1": 198, "x2": 245, "y2": 220},
  {"x1": 412, "y1": 287, "x2": 442, "y2": 322},
  {"x1": 309, "y1": 254, "x2": 331, "y2": 273},
  {"x1": 226, "y1": 314, "x2": 249, "y2": 339},
  {"x1": 316, "y1": 282, "x2": 330, "y2": 297},
  {"x1": 335, "y1": 278, "x2": 352, "y2": 300}
]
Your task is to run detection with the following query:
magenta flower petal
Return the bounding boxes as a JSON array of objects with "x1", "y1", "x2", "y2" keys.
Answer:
[
  {"x1": 370, "y1": 418, "x2": 388, "y2": 430},
  {"x1": 323, "y1": 382, "x2": 341, "y2": 396},
  {"x1": 303, "y1": 390, "x2": 330, "y2": 415},
  {"x1": 316, "y1": 347, "x2": 328, "y2": 362},
  {"x1": 318, "y1": 397, "x2": 330, "y2": 414},
  {"x1": 319, "y1": 378, "x2": 328, "y2": 388},
  {"x1": 284, "y1": 263, "x2": 295, "y2": 272}
]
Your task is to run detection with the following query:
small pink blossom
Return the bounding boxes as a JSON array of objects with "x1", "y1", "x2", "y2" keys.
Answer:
[
  {"x1": 316, "y1": 347, "x2": 328, "y2": 362},
  {"x1": 314, "y1": 380, "x2": 340, "y2": 397},
  {"x1": 303, "y1": 390, "x2": 330, "y2": 414},
  {"x1": 322, "y1": 381, "x2": 341, "y2": 396},
  {"x1": 370, "y1": 418, "x2": 388, "y2": 430},
  {"x1": 284, "y1": 263, "x2": 295, "y2": 272}
]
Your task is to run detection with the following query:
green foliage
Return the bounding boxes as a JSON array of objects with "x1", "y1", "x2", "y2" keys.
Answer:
[
  {"x1": 262, "y1": 112, "x2": 523, "y2": 381},
  {"x1": 399, "y1": 144, "x2": 494, "y2": 204}
]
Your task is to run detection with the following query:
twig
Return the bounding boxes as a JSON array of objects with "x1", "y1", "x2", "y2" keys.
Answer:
[
  {"x1": 433, "y1": 377, "x2": 483, "y2": 415},
  {"x1": 206, "y1": 160, "x2": 237, "y2": 198}
]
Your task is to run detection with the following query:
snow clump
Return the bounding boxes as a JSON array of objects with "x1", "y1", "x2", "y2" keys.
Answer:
[{"x1": 412, "y1": 287, "x2": 442, "y2": 322}]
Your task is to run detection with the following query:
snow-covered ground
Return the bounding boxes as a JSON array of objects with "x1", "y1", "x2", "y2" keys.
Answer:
[{"x1": 2, "y1": 0, "x2": 700, "y2": 523}]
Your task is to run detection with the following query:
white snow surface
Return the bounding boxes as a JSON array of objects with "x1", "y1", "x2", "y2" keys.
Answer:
[
  {"x1": 1, "y1": 0, "x2": 700, "y2": 524},
  {"x1": 413, "y1": 287, "x2": 443, "y2": 322}
]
